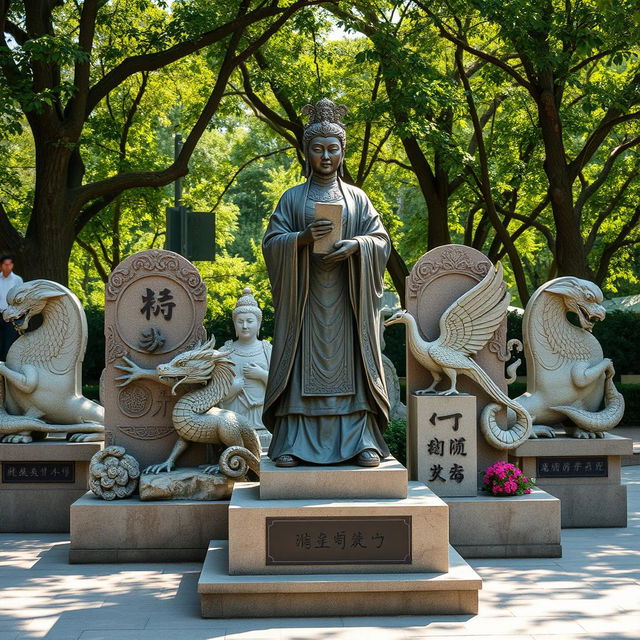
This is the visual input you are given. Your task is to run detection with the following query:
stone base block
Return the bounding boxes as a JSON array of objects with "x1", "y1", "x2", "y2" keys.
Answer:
[
  {"x1": 446, "y1": 489, "x2": 561, "y2": 558},
  {"x1": 198, "y1": 541, "x2": 481, "y2": 617},
  {"x1": 0, "y1": 440, "x2": 101, "y2": 532},
  {"x1": 228, "y1": 481, "x2": 449, "y2": 575},
  {"x1": 139, "y1": 467, "x2": 235, "y2": 501},
  {"x1": 259, "y1": 455, "x2": 408, "y2": 500},
  {"x1": 546, "y1": 483, "x2": 627, "y2": 527},
  {"x1": 512, "y1": 434, "x2": 632, "y2": 528},
  {"x1": 69, "y1": 491, "x2": 229, "y2": 563}
]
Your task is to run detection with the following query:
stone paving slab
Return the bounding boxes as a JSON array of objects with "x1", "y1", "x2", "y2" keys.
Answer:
[{"x1": 0, "y1": 466, "x2": 638, "y2": 639}]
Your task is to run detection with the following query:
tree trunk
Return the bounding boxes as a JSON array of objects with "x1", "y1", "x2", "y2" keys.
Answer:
[
  {"x1": 15, "y1": 142, "x2": 76, "y2": 284},
  {"x1": 537, "y1": 87, "x2": 590, "y2": 278}
]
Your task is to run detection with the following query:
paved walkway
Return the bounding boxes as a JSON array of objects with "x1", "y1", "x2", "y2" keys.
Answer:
[{"x1": 1, "y1": 467, "x2": 639, "y2": 640}]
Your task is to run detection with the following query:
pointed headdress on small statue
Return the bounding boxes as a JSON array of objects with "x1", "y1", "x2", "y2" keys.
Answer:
[
  {"x1": 232, "y1": 287, "x2": 262, "y2": 324},
  {"x1": 301, "y1": 97, "x2": 348, "y2": 177}
]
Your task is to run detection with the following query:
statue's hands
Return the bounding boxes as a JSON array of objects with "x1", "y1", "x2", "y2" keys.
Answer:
[
  {"x1": 244, "y1": 363, "x2": 268, "y2": 383},
  {"x1": 323, "y1": 239, "x2": 359, "y2": 263},
  {"x1": 298, "y1": 220, "x2": 334, "y2": 247},
  {"x1": 115, "y1": 356, "x2": 153, "y2": 387}
]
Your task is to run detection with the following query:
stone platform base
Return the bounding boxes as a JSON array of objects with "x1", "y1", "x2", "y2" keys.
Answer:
[
  {"x1": 198, "y1": 541, "x2": 481, "y2": 617},
  {"x1": 512, "y1": 433, "x2": 632, "y2": 528},
  {"x1": 0, "y1": 440, "x2": 101, "y2": 533},
  {"x1": 69, "y1": 492, "x2": 229, "y2": 563},
  {"x1": 445, "y1": 489, "x2": 562, "y2": 558}
]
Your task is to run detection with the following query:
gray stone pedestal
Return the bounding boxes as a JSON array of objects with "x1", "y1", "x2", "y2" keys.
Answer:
[
  {"x1": 198, "y1": 460, "x2": 482, "y2": 617},
  {"x1": 69, "y1": 492, "x2": 229, "y2": 562},
  {"x1": 512, "y1": 433, "x2": 632, "y2": 528},
  {"x1": 445, "y1": 488, "x2": 562, "y2": 558},
  {"x1": 0, "y1": 440, "x2": 101, "y2": 533}
]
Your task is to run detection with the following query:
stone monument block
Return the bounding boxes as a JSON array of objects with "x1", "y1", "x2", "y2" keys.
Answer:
[
  {"x1": 103, "y1": 250, "x2": 207, "y2": 469},
  {"x1": 410, "y1": 393, "x2": 477, "y2": 497},
  {"x1": 512, "y1": 433, "x2": 632, "y2": 527},
  {"x1": 406, "y1": 244, "x2": 511, "y2": 480}
]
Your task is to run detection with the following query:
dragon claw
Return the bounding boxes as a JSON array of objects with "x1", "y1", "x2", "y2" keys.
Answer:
[{"x1": 1, "y1": 434, "x2": 33, "y2": 444}]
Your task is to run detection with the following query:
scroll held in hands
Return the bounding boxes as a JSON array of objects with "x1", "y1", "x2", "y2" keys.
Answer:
[{"x1": 313, "y1": 203, "x2": 343, "y2": 254}]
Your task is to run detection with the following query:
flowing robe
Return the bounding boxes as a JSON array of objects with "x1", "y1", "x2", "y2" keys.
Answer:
[{"x1": 262, "y1": 178, "x2": 391, "y2": 464}]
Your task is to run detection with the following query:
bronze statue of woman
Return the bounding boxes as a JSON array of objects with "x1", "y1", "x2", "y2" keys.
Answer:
[{"x1": 262, "y1": 98, "x2": 391, "y2": 468}]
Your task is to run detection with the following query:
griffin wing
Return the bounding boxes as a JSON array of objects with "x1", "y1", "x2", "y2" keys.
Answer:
[{"x1": 435, "y1": 262, "x2": 510, "y2": 357}]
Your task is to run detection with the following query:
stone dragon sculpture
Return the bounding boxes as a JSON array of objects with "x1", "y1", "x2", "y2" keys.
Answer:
[
  {"x1": 514, "y1": 277, "x2": 624, "y2": 438},
  {"x1": 116, "y1": 337, "x2": 261, "y2": 477},
  {"x1": 0, "y1": 280, "x2": 104, "y2": 443},
  {"x1": 385, "y1": 262, "x2": 532, "y2": 450}
]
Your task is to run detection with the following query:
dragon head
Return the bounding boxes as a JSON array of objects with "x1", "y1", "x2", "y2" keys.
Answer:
[
  {"x1": 545, "y1": 277, "x2": 605, "y2": 332},
  {"x1": 155, "y1": 336, "x2": 233, "y2": 395},
  {"x1": 384, "y1": 310, "x2": 410, "y2": 327},
  {"x1": 3, "y1": 280, "x2": 67, "y2": 334}
]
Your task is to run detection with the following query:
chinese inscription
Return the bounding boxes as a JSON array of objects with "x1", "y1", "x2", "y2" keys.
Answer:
[
  {"x1": 414, "y1": 393, "x2": 477, "y2": 497},
  {"x1": 2, "y1": 462, "x2": 75, "y2": 484},
  {"x1": 140, "y1": 288, "x2": 176, "y2": 321},
  {"x1": 537, "y1": 456, "x2": 608, "y2": 478},
  {"x1": 266, "y1": 516, "x2": 412, "y2": 565}
]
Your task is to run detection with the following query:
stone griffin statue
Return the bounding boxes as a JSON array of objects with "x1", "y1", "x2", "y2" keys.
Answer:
[
  {"x1": 116, "y1": 337, "x2": 261, "y2": 478},
  {"x1": 385, "y1": 263, "x2": 532, "y2": 450},
  {"x1": 514, "y1": 277, "x2": 624, "y2": 439},
  {"x1": 0, "y1": 280, "x2": 104, "y2": 443}
]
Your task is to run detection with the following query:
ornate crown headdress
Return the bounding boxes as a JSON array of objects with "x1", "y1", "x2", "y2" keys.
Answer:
[
  {"x1": 232, "y1": 287, "x2": 262, "y2": 323},
  {"x1": 301, "y1": 97, "x2": 348, "y2": 176}
]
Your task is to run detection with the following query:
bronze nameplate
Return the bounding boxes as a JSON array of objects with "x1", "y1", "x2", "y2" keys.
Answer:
[
  {"x1": 266, "y1": 516, "x2": 412, "y2": 565},
  {"x1": 2, "y1": 462, "x2": 75, "y2": 484}
]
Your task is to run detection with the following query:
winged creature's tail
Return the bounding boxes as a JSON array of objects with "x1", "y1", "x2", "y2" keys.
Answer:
[
  {"x1": 465, "y1": 361, "x2": 532, "y2": 449},
  {"x1": 219, "y1": 445, "x2": 260, "y2": 478},
  {"x1": 551, "y1": 373, "x2": 625, "y2": 433}
]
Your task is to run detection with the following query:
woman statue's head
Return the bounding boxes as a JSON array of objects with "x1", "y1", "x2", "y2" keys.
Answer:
[
  {"x1": 302, "y1": 98, "x2": 347, "y2": 178},
  {"x1": 232, "y1": 287, "x2": 262, "y2": 342}
]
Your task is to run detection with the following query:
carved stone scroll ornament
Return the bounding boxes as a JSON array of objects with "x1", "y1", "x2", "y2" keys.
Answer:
[
  {"x1": 106, "y1": 249, "x2": 206, "y2": 302},
  {"x1": 89, "y1": 445, "x2": 140, "y2": 500},
  {"x1": 407, "y1": 245, "x2": 490, "y2": 299}
]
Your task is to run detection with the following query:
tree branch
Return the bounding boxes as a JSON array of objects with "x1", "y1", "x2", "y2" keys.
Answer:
[
  {"x1": 415, "y1": 0, "x2": 533, "y2": 94},
  {"x1": 209, "y1": 146, "x2": 293, "y2": 213},
  {"x1": 85, "y1": 0, "x2": 327, "y2": 116},
  {"x1": 76, "y1": 237, "x2": 110, "y2": 282}
]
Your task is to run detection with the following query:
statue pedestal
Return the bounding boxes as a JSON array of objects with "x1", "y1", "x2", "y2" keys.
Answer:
[
  {"x1": 69, "y1": 491, "x2": 229, "y2": 563},
  {"x1": 445, "y1": 489, "x2": 562, "y2": 558},
  {"x1": 0, "y1": 440, "x2": 101, "y2": 533},
  {"x1": 197, "y1": 461, "x2": 482, "y2": 617},
  {"x1": 511, "y1": 433, "x2": 632, "y2": 528}
]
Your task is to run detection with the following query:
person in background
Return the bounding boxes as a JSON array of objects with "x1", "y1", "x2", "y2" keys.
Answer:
[{"x1": 0, "y1": 256, "x2": 23, "y2": 360}]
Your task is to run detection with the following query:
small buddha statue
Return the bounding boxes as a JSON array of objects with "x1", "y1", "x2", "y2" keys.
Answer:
[{"x1": 220, "y1": 288, "x2": 272, "y2": 448}]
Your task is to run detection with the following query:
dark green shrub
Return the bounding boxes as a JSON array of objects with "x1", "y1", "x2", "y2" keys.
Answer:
[{"x1": 384, "y1": 418, "x2": 407, "y2": 466}]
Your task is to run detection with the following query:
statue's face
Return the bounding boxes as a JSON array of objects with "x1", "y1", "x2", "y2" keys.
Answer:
[
  {"x1": 308, "y1": 136, "x2": 343, "y2": 176},
  {"x1": 234, "y1": 311, "x2": 259, "y2": 341}
]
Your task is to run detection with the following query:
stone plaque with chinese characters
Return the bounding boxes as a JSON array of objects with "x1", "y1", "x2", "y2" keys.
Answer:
[
  {"x1": 537, "y1": 456, "x2": 608, "y2": 478},
  {"x1": 265, "y1": 516, "x2": 412, "y2": 565},
  {"x1": 2, "y1": 462, "x2": 75, "y2": 483},
  {"x1": 411, "y1": 393, "x2": 477, "y2": 497},
  {"x1": 103, "y1": 250, "x2": 207, "y2": 469}
]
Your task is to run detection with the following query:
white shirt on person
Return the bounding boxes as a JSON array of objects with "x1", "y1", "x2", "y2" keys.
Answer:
[{"x1": 0, "y1": 272, "x2": 23, "y2": 312}]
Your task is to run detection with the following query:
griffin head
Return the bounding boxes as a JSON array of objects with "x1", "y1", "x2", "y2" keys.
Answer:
[
  {"x1": 384, "y1": 310, "x2": 410, "y2": 327},
  {"x1": 155, "y1": 336, "x2": 233, "y2": 395},
  {"x1": 545, "y1": 277, "x2": 605, "y2": 332},
  {"x1": 3, "y1": 280, "x2": 67, "y2": 334}
]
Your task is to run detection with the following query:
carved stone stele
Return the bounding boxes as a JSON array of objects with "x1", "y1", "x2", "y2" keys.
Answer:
[
  {"x1": 103, "y1": 250, "x2": 207, "y2": 469},
  {"x1": 403, "y1": 245, "x2": 511, "y2": 480}
]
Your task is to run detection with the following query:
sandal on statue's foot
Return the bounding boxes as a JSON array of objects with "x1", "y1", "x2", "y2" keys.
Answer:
[
  {"x1": 355, "y1": 449, "x2": 380, "y2": 467},
  {"x1": 275, "y1": 454, "x2": 300, "y2": 468}
]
